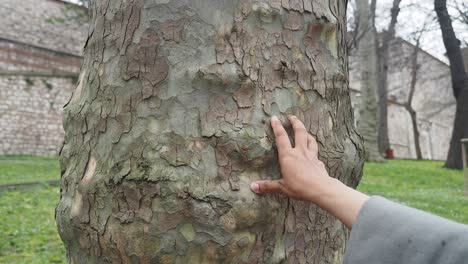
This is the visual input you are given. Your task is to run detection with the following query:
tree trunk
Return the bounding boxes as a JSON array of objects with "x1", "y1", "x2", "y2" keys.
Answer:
[
  {"x1": 408, "y1": 108, "x2": 423, "y2": 160},
  {"x1": 447, "y1": 90, "x2": 468, "y2": 169},
  {"x1": 55, "y1": 0, "x2": 364, "y2": 263},
  {"x1": 356, "y1": 0, "x2": 382, "y2": 161},
  {"x1": 407, "y1": 40, "x2": 423, "y2": 160},
  {"x1": 434, "y1": 0, "x2": 468, "y2": 169},
  {"x1": 377, "y1": 0, "x2": 401, "y2": 154}
]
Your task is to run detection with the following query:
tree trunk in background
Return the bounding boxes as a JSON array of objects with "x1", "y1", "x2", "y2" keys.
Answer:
[
  {"x1": 435, "y1": 0, "x2": 468, "y2": 169},
  {"x1": 408, "y1": 108, "x2": 422, "y2": 159},
  {"x1": 407, "y1": 41, "x2": 423, "y2": 160},
  {"x1": 378, "y1": 0, "x2": 401, "y2": 154},
  {"x1": 55, "y1": 0, "x2": 363, "y2": 263},
  {"x1": 356, "y1": 0, "x2": 382, "y2": 161}
]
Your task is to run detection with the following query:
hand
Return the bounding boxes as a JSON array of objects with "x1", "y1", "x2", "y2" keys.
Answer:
[
  {"x1": 250, "y1": 115, "x2": 333, "y2": 203},
  {"x1": 250, "y1": 115, "x2": 369, "y2": 229}
]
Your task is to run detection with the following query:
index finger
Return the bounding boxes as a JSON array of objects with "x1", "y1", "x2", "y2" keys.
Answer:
[
  {"x1": 271, "y1": 116, "x2": 292, "y2": 153},
  {"x1": 289, "y1": 116, "x2": 308, "y2": 149}
]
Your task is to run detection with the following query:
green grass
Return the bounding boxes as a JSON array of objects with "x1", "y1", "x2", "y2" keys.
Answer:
[
  {"x1": 0, "y1": 157, "x2": 466, "y2": 263},
  {"x1": 0, "y1": 185, "x2": 66, "y2": 263},
  {"x1": 0, "y1": 155, "x2": 60, "y2": 185},
  {"x1": 359, "y1": 159, "x2": 468, "y2": 224},
  {"x1": 0, "y1": 155, "x2": 65, "y2": 263}
]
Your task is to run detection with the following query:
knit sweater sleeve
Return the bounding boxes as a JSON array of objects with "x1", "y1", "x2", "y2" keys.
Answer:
[{"x1": 344, "y1": 196, "x2": 468, "y2": 264}]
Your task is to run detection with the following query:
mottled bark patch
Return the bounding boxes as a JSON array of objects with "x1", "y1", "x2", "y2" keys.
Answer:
[
  {"x1": 121, "y1": 29, "x2": 169, "y2": 98},
  {"x1": 284, "y1": 11, "x2": 302, "y2": 30},
  {"x1": 161, "y1": 18, "x2": 187, "y2": 43}
]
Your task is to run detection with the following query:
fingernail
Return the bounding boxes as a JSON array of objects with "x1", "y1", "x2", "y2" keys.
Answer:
[
  {"x1": 271, "y1": 116, "x2": 279, "y2": 122},
  {"x1": 289, "y1": 115, "x2": 296, "y2": 120},
  {"x1": 250, "y1": 182, "x2": 260, "y2": 193}
]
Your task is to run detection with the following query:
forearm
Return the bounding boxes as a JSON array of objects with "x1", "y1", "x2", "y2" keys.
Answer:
[{"x1": 311, "y1": 177, "x2": 369, "y2": 229}]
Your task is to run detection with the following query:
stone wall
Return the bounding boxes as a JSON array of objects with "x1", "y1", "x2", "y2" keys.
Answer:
[
  {"x1": 0, "y1": 0, "x2": 87, "y2": 156},
  {"x1": 0, "y1": 76, "x2": 76, "y2": 155},
  {"x1": 0, "y1": 0, "x2": 87, "y2": 56},
  {"x1": 0, "y1": 38, "x2": 82, "y2": 73}
]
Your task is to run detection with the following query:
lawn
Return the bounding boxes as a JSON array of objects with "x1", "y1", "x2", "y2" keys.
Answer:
[
  {"x1": 0, "y1": 155, "x2": 64, "y2": 263},
  {"x1": 0, "y1": 185, "x2": 66, "y2": 263},
  {"x1": 0, "y1": 157, "x2": 466, "y2": 263},
  {"x1": 0, "y1": 155, "x2": 60, "y2": 185},
  {"x1": 359, "y1": 159, "x2": 468, "y2": 224}
]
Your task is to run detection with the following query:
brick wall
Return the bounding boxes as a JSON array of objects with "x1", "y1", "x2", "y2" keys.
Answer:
[
  {"x1": 0, "y1": 0, "x2": 87, "y2": 156},
  {"x1": 0, "y1": 38, "x2": 82, "y2": 73},
  {"x1": 0, "y1": 0, "x2": 87, "y2": 56},
  {"x1": 0, "y1": 76, "x2": 75, "y2": 155}
]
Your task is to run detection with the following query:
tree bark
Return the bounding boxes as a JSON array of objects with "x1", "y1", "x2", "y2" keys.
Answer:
[
  {"x1": 406, "y1": 39, "x2": 423, "y2": 160},
  {"x1": 446, "y1": 90, "x2": 468, "y2": 169},
  {"x1": 356, "y1": 0, "x2": 382, "y2": 161},
  {"x1": 55, "y1": 0, "x2": 364, "y2": 263},
  {"x1": 377, "y1": 0, "x2": 401, "y2": 154},
  {"x1": 434, "y1": 0, "x2": 468, "y2": 169},
  {"x1": 408, "y1": 107, "x2": 422, "y2": 159}
]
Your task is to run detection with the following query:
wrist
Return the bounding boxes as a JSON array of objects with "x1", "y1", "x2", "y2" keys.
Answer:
[
  {"x1": 307, "y1": 177, "x2": 343, "y2": 207},
  {"x1": 310, "y1": 177, "x2": 369, "y2": 229}
]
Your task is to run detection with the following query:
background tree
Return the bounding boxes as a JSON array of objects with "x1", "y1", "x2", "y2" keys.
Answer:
[
  {"x1": 435, "y1": 0, "x2": 468, "y2": 169},
  {"x1": 404, "y1": 26, "x2": 429, "y2": 160},
  {"x1": 377, "y1": 0, "x2": 402, "y2": 154},
  {"x1": 356, "y1": 0, "x2": 383, "y2": 161},
  {"x1": 450, "y1": 1, "x2": 468, "y2": 46},
  {"x1": 55, "y1": 0, "x2": 364, "y2": 263},
  {"x1": 348, "y1": 0, "x2": 401, "y2": 157}
]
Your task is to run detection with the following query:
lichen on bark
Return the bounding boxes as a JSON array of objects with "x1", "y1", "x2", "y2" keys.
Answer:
[{"x1": 56, "y1": 0, "x2": 363, "y2": 263}]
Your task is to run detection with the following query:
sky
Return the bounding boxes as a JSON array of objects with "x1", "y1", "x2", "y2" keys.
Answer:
[{"x1": 369, "y1": 0, "x2": 468, "y2": 63}]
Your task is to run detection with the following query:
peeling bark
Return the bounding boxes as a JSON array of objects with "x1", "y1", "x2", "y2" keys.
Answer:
[{"x1": 56, "y1": 0, "x2": 363, "y2": 263}]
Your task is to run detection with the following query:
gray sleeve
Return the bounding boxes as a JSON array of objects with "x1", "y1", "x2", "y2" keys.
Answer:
[{"x1": 344, "y1": 196, "x2": 468, "y2": 264}]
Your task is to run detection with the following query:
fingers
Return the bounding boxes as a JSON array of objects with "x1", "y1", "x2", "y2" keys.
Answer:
[
  {"x1": 307, "y1": 134, "x2": 318, "y2": 156},
  {"x1": 289, "y1": 116, "x2": 308, "y2": 149},
  {"x1": 271, "y1": 116, "x2": 292, "y2": 153},
  {"x1": 250, "y1": 180, "x2": 283, "y2": 194}
]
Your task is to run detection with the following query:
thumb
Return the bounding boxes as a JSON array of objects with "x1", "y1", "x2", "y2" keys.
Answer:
[{"x1": 250, "y1": 180, "x2": 282, "y2": 194}]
